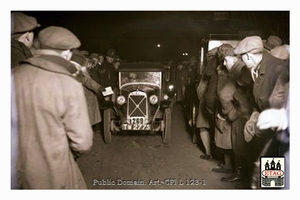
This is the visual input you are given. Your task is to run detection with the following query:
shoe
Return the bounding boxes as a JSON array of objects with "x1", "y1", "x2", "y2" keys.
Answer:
[
  {"x1": 199, "y1": 154, "x2": 212, "y2": 160},
  {"x1": 220, "y1": 166, "x2": 244, "y2": 182},
  {"x1": 216, "y1": 162, "x2": 224, "y2": 167},
  {"x1": 212, "y1": 166, "x2": 232, "y2": 174},
  {"x1": 220, "y1": 174, "x2": 243, "y2": 182}
]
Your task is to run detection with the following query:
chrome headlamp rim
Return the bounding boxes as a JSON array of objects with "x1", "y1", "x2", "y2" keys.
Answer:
[
  {"x1": 117, "y1": 95, "x2": 126, "y2": 105},
  {"x1": 149, "y1": 94, "x2": 159, "y2": 105},
  {"x1": 163, "y1": 94, "x2": 169, "y2": 100}
]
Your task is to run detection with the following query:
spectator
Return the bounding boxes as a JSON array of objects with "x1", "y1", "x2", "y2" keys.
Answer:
[
  {"x1": 98, "y1": 53, "x2": 105, "y2": 66},
  {"x1": 263, "y1": 35, "x2": 282, "y2": 52},
  {"x1": 211, "y1": 44, "x2": 236, "y2": 174},
  {"x1": 234, "y1": 36, "x2": 289, "y2": 189},
  {"x1": 70, "y1": 50, "x2": 105, "y2": 130},
  {"x1": 95, "y1": 48, "x2": 118, "y2": 106},
  {"x1": 196, "y1": 47, "x2": 219, "y2": 162},
  {"x1": 219, "y1": 54, "x2": 254, "y2": 183},
  {"x1": 12, "y1": 26, "x2": 93, "y2": 189},
  {"x1": 270, "y1": 44, "x2": 290, "y2": 60},
  {"x1": 256, "y1": 92, "x2": 289, "y2": 189},
  {"x1": 175, "y1": 62, "x2": 187, "y2": 103},
  {"x1": 187, "y1": 56, "x2": 199, "y2": 84},
  {"x1": 113, "y1": 55, "x2": 121, "y2": 70},
  {"x1": 197, "y1": 44, "x2": 236, "y2": 174},
  {"x1": 91, "y1": 53, "x2": 105, "y2": 83},
  {"x1": 99, "y1": 48, "x2": 118, "y2": 89},
  {"x1": 11, "y1": 11, "x2": 40, "y2": 189},
  {"x1": 88, "y1": 52, "x2": 99, "y2": 81},
  {"x1": 11, "y1": 12, "x2": 40, "y2": 68}
]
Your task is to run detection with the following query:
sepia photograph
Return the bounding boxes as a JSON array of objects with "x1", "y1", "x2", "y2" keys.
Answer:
[{"x1": 7, "y1": 1, "x2": 297, "y2": 198}]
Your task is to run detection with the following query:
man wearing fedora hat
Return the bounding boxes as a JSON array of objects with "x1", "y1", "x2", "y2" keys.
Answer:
[
  {"x1": 12, "y1": 26, "x2": 93, "y2": 189},
  {"x1": 11, "y1": 12, "x2": 40, "y2": 68},
  {"x1": 101, "y1": 48, "x2": 118, "y2": 88},
  {"x1": 96, "y1": 48, "x2": 118, "y2": 103}
]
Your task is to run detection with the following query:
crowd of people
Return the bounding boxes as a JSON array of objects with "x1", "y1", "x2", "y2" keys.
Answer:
[
  {"x1": 11, "y1": 12, "x2": 121, "y2": 189},
  {"x1": 174, "y1": 56, "x2": 200, "y2": 103},
  {"x1": 193, "y1": 35, "x2": 290, "y2": 189},
  {"x1": 11, "y1": 12, "x2": 290, "y2": 189}
]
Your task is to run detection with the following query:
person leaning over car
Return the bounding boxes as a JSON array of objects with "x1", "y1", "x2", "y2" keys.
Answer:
[
  {"x1": 70, "y1": 49, "x2": 106, "y2": 129},
  {"x1": 12, "y1": 26, "x2": 93, "y2": 189}
]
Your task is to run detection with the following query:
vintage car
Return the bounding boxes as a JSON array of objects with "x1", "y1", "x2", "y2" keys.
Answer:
[{"x1": 102, "y1": 62, "x2": 175, "y2": 144}]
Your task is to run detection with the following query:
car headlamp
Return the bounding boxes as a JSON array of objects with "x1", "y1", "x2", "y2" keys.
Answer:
[
  {"x1": 168, "y1": 84, "x2": 174, "y2": 91},
  {"x1": 117, "y1": 95, "x2": 126, "y2": 105},
  {"x1": 149, "y1": 95, "x2": 158, "y2": 105},
  {"x1": 163, "y1": 94, "x2": 169, "y2": 100}
]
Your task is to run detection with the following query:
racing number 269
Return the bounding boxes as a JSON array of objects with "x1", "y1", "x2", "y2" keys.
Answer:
[{"x1": 130, "y1": 118, "x2": 143, "y2": 124}]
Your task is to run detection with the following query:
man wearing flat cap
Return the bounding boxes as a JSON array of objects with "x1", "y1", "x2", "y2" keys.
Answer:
[
  {"x1": 234, "y1": 36, "x2": 289, "y2": 188},
  {"x1": 11, "y1": 12, "x2": 41, "y2": 189},
  {"x1": 11, "y1": 12, "x2": 40, "y2": 68},
  {"x1": 263, "y1": 35, "x2": 283, "y2": 52},
  {"x1": 12, "y1": 26, "x2": 93, "y2": 189},
  {"x1": 217, "y1": 46, "x2": 254, "y2": 184},
  {"x1": 270, "y1": 44, "x2": 290, "y2": 61}
]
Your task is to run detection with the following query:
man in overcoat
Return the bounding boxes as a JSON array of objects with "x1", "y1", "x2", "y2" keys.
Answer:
[
  {"x1": 12, "y1": 26, "x2": 93, "y2": 189},
  {"x1": 234, "y1": 36, "x2": 289, "y2": 189},
  {"x1": 11, "y1": 12, "x2": 40, "y2": 68}
]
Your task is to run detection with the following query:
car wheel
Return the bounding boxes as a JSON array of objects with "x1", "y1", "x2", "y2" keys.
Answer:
[
  {"x1": 103, "y1": 109, "x2": 112, "y2": 144},
  {"x1": 162, "y1": 107, "x2": 171, "y2": 144}
]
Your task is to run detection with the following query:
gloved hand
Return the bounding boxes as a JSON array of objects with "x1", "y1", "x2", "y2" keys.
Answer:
[
  {"x1": 98, "y1": 85, "x2": 106, "y2": 92},
  {"x1": 257, "y1": 108, "x2": 288, "y2": 131}
]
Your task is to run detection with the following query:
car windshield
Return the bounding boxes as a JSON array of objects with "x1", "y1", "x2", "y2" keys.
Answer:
[{"x1": 120, "y1": 71, "x2": 162, "y2": 87}]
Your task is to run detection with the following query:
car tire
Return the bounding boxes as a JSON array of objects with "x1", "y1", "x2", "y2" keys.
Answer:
[
  {"x1": 162, "y1": 107, "x2": 171, "y2": 144},
  {"x1": 103, "y1": 109, "x2": 112, "y2": 144}
]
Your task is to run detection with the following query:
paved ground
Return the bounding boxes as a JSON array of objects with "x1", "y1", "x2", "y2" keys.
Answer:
[{"x1": 77, "y1": 104, "x2": 238, "y2": 190}]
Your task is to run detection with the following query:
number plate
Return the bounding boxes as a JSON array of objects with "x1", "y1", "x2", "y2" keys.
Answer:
[
  {"x1": 130, "y1": 117, "x2": 145, "y2": 125},
  {"x1": 122, "y1": 124, "x2": 151, "y2": 130}
]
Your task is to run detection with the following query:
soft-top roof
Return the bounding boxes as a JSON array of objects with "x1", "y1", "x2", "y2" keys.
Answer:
[{"x1": 118, "y1": 62, "x2": 164, "y2": 72}]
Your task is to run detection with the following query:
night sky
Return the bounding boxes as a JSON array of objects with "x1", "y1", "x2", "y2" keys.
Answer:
[{"x1": 16, "y1": 11, "x2": 289, "y2": 62}]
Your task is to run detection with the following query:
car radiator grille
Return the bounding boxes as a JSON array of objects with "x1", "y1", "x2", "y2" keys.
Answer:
[{"x1": 128, "y1": 91, "x2": 148, "y2": 117}]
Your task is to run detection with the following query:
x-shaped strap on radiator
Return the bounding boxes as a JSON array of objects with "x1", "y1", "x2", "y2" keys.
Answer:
[{"x1": 129, "y1": 96, "x2": 147, "y2": 117}]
